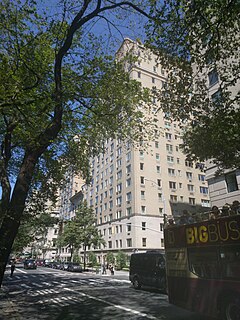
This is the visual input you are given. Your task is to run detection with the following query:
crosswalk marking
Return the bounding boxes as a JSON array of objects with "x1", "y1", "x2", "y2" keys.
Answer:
[{"x1": 32, "y1": 282, "x2": 43, "y2": 287}]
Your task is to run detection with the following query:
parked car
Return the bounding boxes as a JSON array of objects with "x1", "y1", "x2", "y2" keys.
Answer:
[
  {"x1": 67, "y1": 262, "x2": 82, "y2": 272},
  {"x1": 61, "y1": 262, "x2": 71, "y2": 271},
  {"x1": 23, "y1": 259, "x2": 37, "y2": 269},
  {"x1": 52, "y1": 261, "x2": 61, "y2": 269},
  {"x1": 129, "y1": 250, "x2": 166, "y2": 292},
  {"x1": 36, "y1": 259, "x2": 44, "y2": 266},
  {"x1": 43, "y1": 259, "x2": 51, "y2": 267}
]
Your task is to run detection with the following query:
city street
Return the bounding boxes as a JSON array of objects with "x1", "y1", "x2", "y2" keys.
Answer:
[{"x1": 0, "y1": 265, "x2": 213, "y2": 320}]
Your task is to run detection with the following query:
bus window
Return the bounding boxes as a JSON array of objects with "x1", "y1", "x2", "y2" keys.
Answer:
[
  {"x1": 188, "y1": 247, "x2": 220, "y2": 279},
  {"x1": 220, "y1": 246, "x2": 240, "y2": 280}
]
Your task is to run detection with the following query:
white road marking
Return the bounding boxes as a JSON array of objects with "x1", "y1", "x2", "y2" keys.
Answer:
[
  {"x1": 16, "y1": 268, "x2": 27, "y2": 274},
  {"x1": 64, "y1": 287, "x2": 158, "y2": 319},
  {"x1": 32, "y1": 282, "x2": 43, "y2": 288},
  {"x1": 20, "y1": 284, "x2": 31, "y2": 289},
  {"x1": 110, "y1": 279, "x2": 130, "y2": 284}
]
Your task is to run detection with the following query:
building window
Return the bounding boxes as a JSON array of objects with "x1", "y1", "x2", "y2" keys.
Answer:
[
  {"x1": 164, "y1": 121, "x2": 171, "y2": 129},
  {"x1": 160, "y1": 223, "x2": 164, "y2": 231},
  {"x1": 212, "y1": 90, "x2": 222, "y2": 105},
  {"x1": 117, "y1": 170, "x2": 122, "y2": 180},
  {"x1": 116, "y1": 196, "x2": 122, "y2": 206},
  {"x1": 167, "y1": 156, "x2": 174, "y2": 163},
  {"x1": 109, "y1": 176, "x2": 113, "y2": 185},
  {"x1": 200, "y1": 186, "x2": 208, "y2": 194},
  {"x1": 189, "y1": 197, "x2": 195, "y2": 205},
  {"x1": 117, "y1": 158, "x2": 122, "y2": 168},
  {"x1": 169, "y1": 181, "x2": 176, "y2": 189},
  {"x1": 126, "y1": 164, "x2": 131, "y2": 174},
  {"x1": 208, "y1": 69, "x2": 219, "y2": 87},
  {"x1": 165, "y1": 132, "x2": 172, "y2": 140},
  {"x1": 140, "y1": 176, "x2": 145, "y2": 184},
  {"x1": 141, "y1": 206, "x2": 146, "y2": 214},
  {"x1": 156, "y1": 153, "x2": 160, "y2": 161},
  {"x1": 142, "y1": 222, "x2": 146, "y2": 230},
  {"x1": 108, "y1": 241, "x2": 112, "y2": 249},
  {"x1": 142, "y1": 238, "x2": 147, "y2": 247},
  {"x1": 117, "y1": 183, "x2": 122, "y2": 193},
  {"x1": 185, "y1": 160, "x2": 193, "y2": 168},
  {"x1": 225, "y1": 172, "x2": 238, "y2": 193},
  {"x1": 157, "y1": 179, "x2": 161, "y2": 187},
  {"x1": 116, "y1": 210, "x2": 122, "y2": 219},
  {"x1": 126, "y1": 152, "x2": 131, "y2": 162},
  {"x1": 126, "y1": 238, "x2": 132, "y2": 247},
  {"x1": 158, "y1": 193, "x2": 162, "y2": 201},
  {"x1": 140, "y1": 163, "x2": 144, "y2": 170},
  {"x1": 141, "y1": 190, "x2": 145, "y2": 200},
  {"x1": 127, "y1": 223, "x2": 131, "y2": 232},
  {"x1": 117, "y1": 147, "x2": 122, "y2": 156},
  {"x1": 186, "y1": 172, "x2": 193, "y2": 180},
  {"x1": 170, "y1": 195, "x2": 177, "y2": 202},
  {"x1": 152, "y1": 77, "x2": 155, "y2": 84},
  {"x1": 168, "y1": 168, "x2": 175, "y2": 176},
  {"x1": 126, "y1": 178, "x2": 131, "y2": 187},
  {"x1": 198, "y1": 174, "x2": 205, "y2": 181},
  {"x1": 157, "y1": 166, "x2": 161, "y2": 173},
  {"x1": 188, "y1": 184, "x2": 194, "y2": 192},
  {"x1": 126, "y1": 192, "x2": 132, "y2": 202},
  {"x1": 139, "y1": 151, "x2": 144, "y2": 159},
  {"x1": 137, "y1": 71, "x2": 141, "y2": 78},
  {"x1": 155, "y1": 141, "x2": 159, "y2": 148},
  {"x1": 166, "y1": 144, "x2": 173, "y2": 153},
  {"x1": 126, "y1": 207, "x2": 132, "y2": 216}
]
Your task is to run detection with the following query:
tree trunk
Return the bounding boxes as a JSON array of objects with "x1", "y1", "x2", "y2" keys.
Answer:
[
  {"x1": 83, "y1": 244, "x2": 87, "y2": 271},
  {"x1": 0, "y1": 152, "x2": 38, "y2": 287}
]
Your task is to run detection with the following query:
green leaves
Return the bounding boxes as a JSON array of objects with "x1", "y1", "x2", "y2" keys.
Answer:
[{"x1": 57, "y1": 200, "x2": 105, "y2": 252}]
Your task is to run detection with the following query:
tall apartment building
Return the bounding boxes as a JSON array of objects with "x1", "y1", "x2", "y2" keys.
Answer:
[{"x1": 80, "y1": 39, "x2": 210, "y2": 260}]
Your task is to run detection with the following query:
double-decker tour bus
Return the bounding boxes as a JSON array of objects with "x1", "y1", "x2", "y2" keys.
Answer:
[{"x1": 164, "y1": 214, "x2": 240, "y2": 320}]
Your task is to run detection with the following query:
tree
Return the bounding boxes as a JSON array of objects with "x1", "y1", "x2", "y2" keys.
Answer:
[
  {"x1": 145, "y1": 0, "x2": 240, "y2": 170},
  {"x1": 88, "y1": 251, "x2": 97, "y2": 268},
  {"x1": 0, "y1": 0, "x2": 155, "y2": 286},
  {"x1": 115, "y1": 251, "x2": 127, "y2": 270},
  {"x1": 106, "y1": 252, "x2": 115, "y2": 266},
  {"x1": 57, "y1": 200, "x2": 105, "y2": 269},
  {"x1": 12, "y1": 211, "x2": 58, "y2": 255}
]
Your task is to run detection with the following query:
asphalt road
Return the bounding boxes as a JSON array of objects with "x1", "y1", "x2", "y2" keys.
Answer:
[{"x1": 0, "y1": 264, "x2": 213, "y2": 320}]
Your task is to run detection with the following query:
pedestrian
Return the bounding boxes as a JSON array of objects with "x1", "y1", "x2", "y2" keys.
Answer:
[
  {"x1": 10, "y1": 260, "x2": 15, "y2": 277},
  {"x1": 102, "y1": 264, "x2": 106, "y2": 275},
  {"x1": 110, "y1": 265, "x2": 114, "y2": 275}
]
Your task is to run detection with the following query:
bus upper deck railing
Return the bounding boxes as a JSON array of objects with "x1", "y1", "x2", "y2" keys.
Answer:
[{"x1": 165, "y1": 201, "x2": 240, "y2": 228}]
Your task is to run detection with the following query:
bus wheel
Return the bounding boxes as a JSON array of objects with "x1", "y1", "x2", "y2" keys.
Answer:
[
  {"x1": 133, "y1": 277, "x2": 141, "y2": 290},
  {"x1": 222, "y1": 297, "x2": 240, "y2": 320}
]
